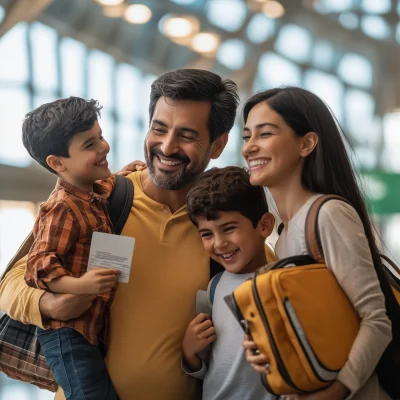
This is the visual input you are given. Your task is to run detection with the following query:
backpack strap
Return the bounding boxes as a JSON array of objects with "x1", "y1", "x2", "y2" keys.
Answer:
[
  {"x1": 1, "y1": 175, "x2": 134, "y2": 281},
  {"x1": 206, "y1": 271, "x2": 224, "y2": 308},
  {"x1": 108, "y1": 175, "x2": 134, "y2": 235},
  {"x1": 305, "y1": 194, "x2": 350, "y2": 263}
]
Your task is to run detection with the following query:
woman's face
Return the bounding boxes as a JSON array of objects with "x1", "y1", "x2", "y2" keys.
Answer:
[{"x1": 242, "y1": 101, "x2": 306, "y2": 188}]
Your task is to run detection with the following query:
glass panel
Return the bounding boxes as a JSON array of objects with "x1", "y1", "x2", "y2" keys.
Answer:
[
  {"x1": 319, "y1": 0, "x2": 353, "y2": 12},
  {"x1": 361, "y1": 15, "x2": 391, "y2": 40},
  {"x1": 30, "y1": 23, "x2": 58, "y2": 92},
  {"x1": 60, "y1": 37, "x2": 86, "y2": 98},
  {"x1": 116, "y1": 119, "x2": 144, "y2": 168},
  {"x1": 382, "y1": 112, "x2": 400, "y2": 172},
  {"x1": 256, "y1": 52, "x2": 302, "y2": 89},
  {"x1": 205, "y1": 0, "x2": 247, "y2": 32},
  {"x1": 0, "y1": 87, "x2": 31, "y2": 166},
  {"x1": 304, "y1": 70, "x2": 344, "y2": 122},
  {"x1": 246, "y1": 13, "x2": 275, "y2": 44},
  {"x1": 275, "y1": 24, "x2": 312, "y2": 63},
  {"x1": 0, "y1": 201, "x2": 36, "y2": 275},
  {"x1": 345, "y1": 90, "x2": 377, "y2": 145},
  {"x1": 217, "y1": 39, "x2": 246, "y2": 70},
  {"x1": 0, "y1": 23, "x2": 28, "y2": 83},
  {"x1": 116, "y1": 63, "x2": 141, "y2": 120},
  {"x1": 338, "y1": 12, "x2": 358, "y2": 29},
  {"x1": 0, "y1": 6, "x2": 5, "y2": 24},
  {"x1": 337, "y1": 53, "x2": 373, "y2": 88},
  {"x1": 361, "y1": 0, "x2": 391, "y2": 14},
  {"x1": 312, "y1": 40, "x2": 335, "y2": 69},
  {"x1": 88, "y1": 50, "x2": 114, "y2": 108}
]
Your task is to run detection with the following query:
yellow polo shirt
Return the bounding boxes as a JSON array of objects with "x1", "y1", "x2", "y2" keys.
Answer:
[{"x1": 0, "y1": 171, "x2": 275, "y2": 399}]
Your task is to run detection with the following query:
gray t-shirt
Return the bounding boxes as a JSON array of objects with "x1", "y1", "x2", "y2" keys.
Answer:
[
  {"x1": 183, "y1": 271, "x2": 275, "y2": 400},
  {"x1": 276, "y1": 194, "x2": 392, "y2": 400}
]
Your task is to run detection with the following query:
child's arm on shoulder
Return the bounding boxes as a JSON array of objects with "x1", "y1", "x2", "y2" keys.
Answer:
[{"x1": 182, "y1": 313, "x2": 216, "y2": 372}]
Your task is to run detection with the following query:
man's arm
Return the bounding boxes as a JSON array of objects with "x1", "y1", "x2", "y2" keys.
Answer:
[{"x1": 0, "y1": 255, "x2": 96, "y2": 327}]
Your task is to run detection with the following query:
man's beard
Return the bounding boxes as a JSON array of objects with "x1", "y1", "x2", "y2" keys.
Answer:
[{"x1": 144, "y1": 147, "x2": 210, "y2": 190}]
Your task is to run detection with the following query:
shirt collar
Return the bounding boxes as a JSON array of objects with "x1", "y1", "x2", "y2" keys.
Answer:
[{"x1": 56, "y1": 179, "x2": 109, "y2": 202}]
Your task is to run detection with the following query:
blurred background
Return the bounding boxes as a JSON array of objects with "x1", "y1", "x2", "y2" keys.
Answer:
[{"x1": 0, "y1": 0, "x2": 399, "y2": 397}]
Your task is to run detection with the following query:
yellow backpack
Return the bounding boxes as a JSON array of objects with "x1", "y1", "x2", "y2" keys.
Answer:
[{"x1": 225, "y1": 195, "x2": 400, "y2": 397}]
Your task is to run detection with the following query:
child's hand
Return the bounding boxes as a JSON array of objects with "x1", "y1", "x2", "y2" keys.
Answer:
[
  {"x1": 77, "y1": 268, "x2": 120, "y2": 295},
  {"x1": 182, "y1": 313, "x2": 216, "y2": 370},
  {"x1": 116, "y1": 160, "x2": 146, "y2": 176},
  {"x1": 242, "y1": 334, "x2": 270, "y2": 373}
]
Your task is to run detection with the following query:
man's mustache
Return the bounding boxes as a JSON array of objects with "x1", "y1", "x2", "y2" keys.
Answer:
[{"x1": 150, "y1": 149, "x2": 190, "y2": 163}]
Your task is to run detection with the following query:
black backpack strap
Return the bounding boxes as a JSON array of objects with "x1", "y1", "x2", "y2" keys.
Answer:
[{"x1": 107, "y1": 175, "x2": 134, "y2": 235}]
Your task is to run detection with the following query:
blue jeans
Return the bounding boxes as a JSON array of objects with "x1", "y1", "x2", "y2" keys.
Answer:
[{"x1": 37, "y1": 327, "x2": 118, "y2": 400}]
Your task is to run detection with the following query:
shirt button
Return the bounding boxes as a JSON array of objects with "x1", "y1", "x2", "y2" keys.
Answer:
[{"x1": 162, "y1": 208, "x2": 169, "y2": 214}]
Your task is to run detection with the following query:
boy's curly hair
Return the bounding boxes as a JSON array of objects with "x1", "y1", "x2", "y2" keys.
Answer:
[{"x1": 186, "y1": 166, "x2": 268, "y2": 228}]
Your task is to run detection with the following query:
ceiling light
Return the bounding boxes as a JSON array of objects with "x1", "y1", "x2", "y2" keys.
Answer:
[
  {"x1": 124, "y1": 4, "x2": 152, "y2": 24},
  {"x1": 95, "y1": 0, "x2": 124, "y2": 6},
  {"x1": 159, "y1": 15, "x2": 199, "y2": 38},
  {"x1": 191, "y1": 33, "x2": 220, "y2": 54},
  {"x1": 263, "y1": 1, "x2": 285, "y2": 18}
]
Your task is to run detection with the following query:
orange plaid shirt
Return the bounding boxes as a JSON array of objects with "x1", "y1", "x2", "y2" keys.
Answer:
[{"x1": 25, "y1": 176, "x2": 116, "y2": 346}]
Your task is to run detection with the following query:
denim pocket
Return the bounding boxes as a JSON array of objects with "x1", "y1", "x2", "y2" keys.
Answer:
[{"x1": 37, "y1": 331, "x2": 72, "y2": 398}]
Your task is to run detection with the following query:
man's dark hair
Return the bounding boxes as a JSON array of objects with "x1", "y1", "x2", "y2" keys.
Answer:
[
  {"x1": 149, "y1": 69, "x2": 239, "y2": 142},
  {"x1": 186, "y1": 166, "x2": 269, "y2": 228},
  {"x1": 22, "y1": 97, "x2": 102, "y2": 174}
]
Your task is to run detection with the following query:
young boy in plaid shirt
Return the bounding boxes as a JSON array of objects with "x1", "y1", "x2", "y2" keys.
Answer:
[{"x1": 23, "y1": 97, "x2": 142, "y2": 399}]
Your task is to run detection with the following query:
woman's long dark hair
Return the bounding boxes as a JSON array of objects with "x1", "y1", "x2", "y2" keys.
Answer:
[{"x1": 243, "y1": 87, "x2": 399, "y2": 382}]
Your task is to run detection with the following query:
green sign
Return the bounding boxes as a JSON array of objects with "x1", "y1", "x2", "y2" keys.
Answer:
[{"x1": 360, "y1": 170, "x2": 400, "y2": 215}]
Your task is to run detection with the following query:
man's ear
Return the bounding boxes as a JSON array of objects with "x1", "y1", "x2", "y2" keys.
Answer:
[
  {"x1": 46, "y1": 155, "x2": 66, "y2": 173},
  {"x1": 210, "y1": 133, "x2": 228, "y2": 159},
  {"x1": 300, "y1": 131, "x2": 318, "y2": 158},
  {"x1": 258, "y1": 212, "x2": 275, "y2": 239}
]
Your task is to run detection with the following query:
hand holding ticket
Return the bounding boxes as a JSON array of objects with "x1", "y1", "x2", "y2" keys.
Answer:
[{"x1": 87, "y1": 232, "x2": 135, "y2": 283}]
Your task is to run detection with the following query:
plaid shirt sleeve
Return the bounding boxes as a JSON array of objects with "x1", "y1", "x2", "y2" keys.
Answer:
[
  {"x1": 98, "y1": 174, "x2": 116, "y2": 199},
  {"x1": 25, "y1": 202, "x2": 80, "y2": 290}
]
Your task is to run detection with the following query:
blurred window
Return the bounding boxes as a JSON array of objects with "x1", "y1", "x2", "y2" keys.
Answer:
[
  {"x1": 256, "y1": 52, "x2": 302, "y2": 88},
  {"x1": 361, "y1": 16, "x2": 391, "y2": 39},
  {"x1": 0, "y1": 88, "x2": 31, "y2": 166},
  {"x1": 0, "y1": 23, "x2": 28, "y2": 84},
  {"x1": 0, "y1": 201, "x2": 36, "y2": 275},
  {"x1": 88, "y1": 50, "x2": 114, "y2": 108},
  {"x1": 361, "y1": 0, "x2": 391, "y2": 14},
  {"x1": 205, "y1": 0, "x2": 247, "y2": 32},
  {"x1": 337, "y1": 53, "x2": 373, "y2": 88},
  {"x1": 312, "y1": 40, "x2": 335, "y2": 69},
  {"x1": 304, "y1": 69, "x2": 344, "y2": 122},
  {"x1": 60, "y1": 37, "x2": 86, "y2": 98},
  {"x1": 30, "y1": 23, "x2": 58, "y2": 92},
  {"x1": 116, "y1": 63, "x2": 141, "y2": 120},
  {"x1": 217, "y1": 39, "x2": 246, "y2": 70},
  {"x1": 382, "y1": 112, "x2": 400, "y2": 172},
  {"x1": 345, "y1": 89, "x2": 377, "y2": 145},
  {"x1": 116, "y1": 120, "x2": 144, "y2": 167},
  {"x1": 246, "y1": 13, "x2": 275, "y2": 44},
  {"x1": 275, "y1": 24, "x2": 312, "y2": 63},
  {"x1": 318, "y1": 0, "x2": 352, "y2": 12}
]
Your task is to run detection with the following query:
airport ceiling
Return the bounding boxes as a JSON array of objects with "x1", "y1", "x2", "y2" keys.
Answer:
[{"x1": 0, "y1": 0, "x2": 399, "y2": 92}]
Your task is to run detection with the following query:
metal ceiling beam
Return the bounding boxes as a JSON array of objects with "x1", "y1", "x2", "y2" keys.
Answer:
[{"x1": 0, "y1": 0, "x2": 52, "y2": 38}]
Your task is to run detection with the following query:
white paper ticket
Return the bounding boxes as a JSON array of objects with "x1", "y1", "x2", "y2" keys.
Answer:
[{"x1": 88, "y1": 232, "x2": 135, "y2": 283}]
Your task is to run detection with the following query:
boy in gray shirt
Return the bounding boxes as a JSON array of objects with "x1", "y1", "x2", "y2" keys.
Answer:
[{"x1": 182, "y1": 166, "x2": 276, "y2": 400}]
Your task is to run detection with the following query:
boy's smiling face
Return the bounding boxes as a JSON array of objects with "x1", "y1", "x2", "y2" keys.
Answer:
[
  {"x1": 47, "y1": 120, "x2": 111, "y2": 192},
  {"x1": 197, "y1": 211, "x2": 273, "y2": 274}
]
